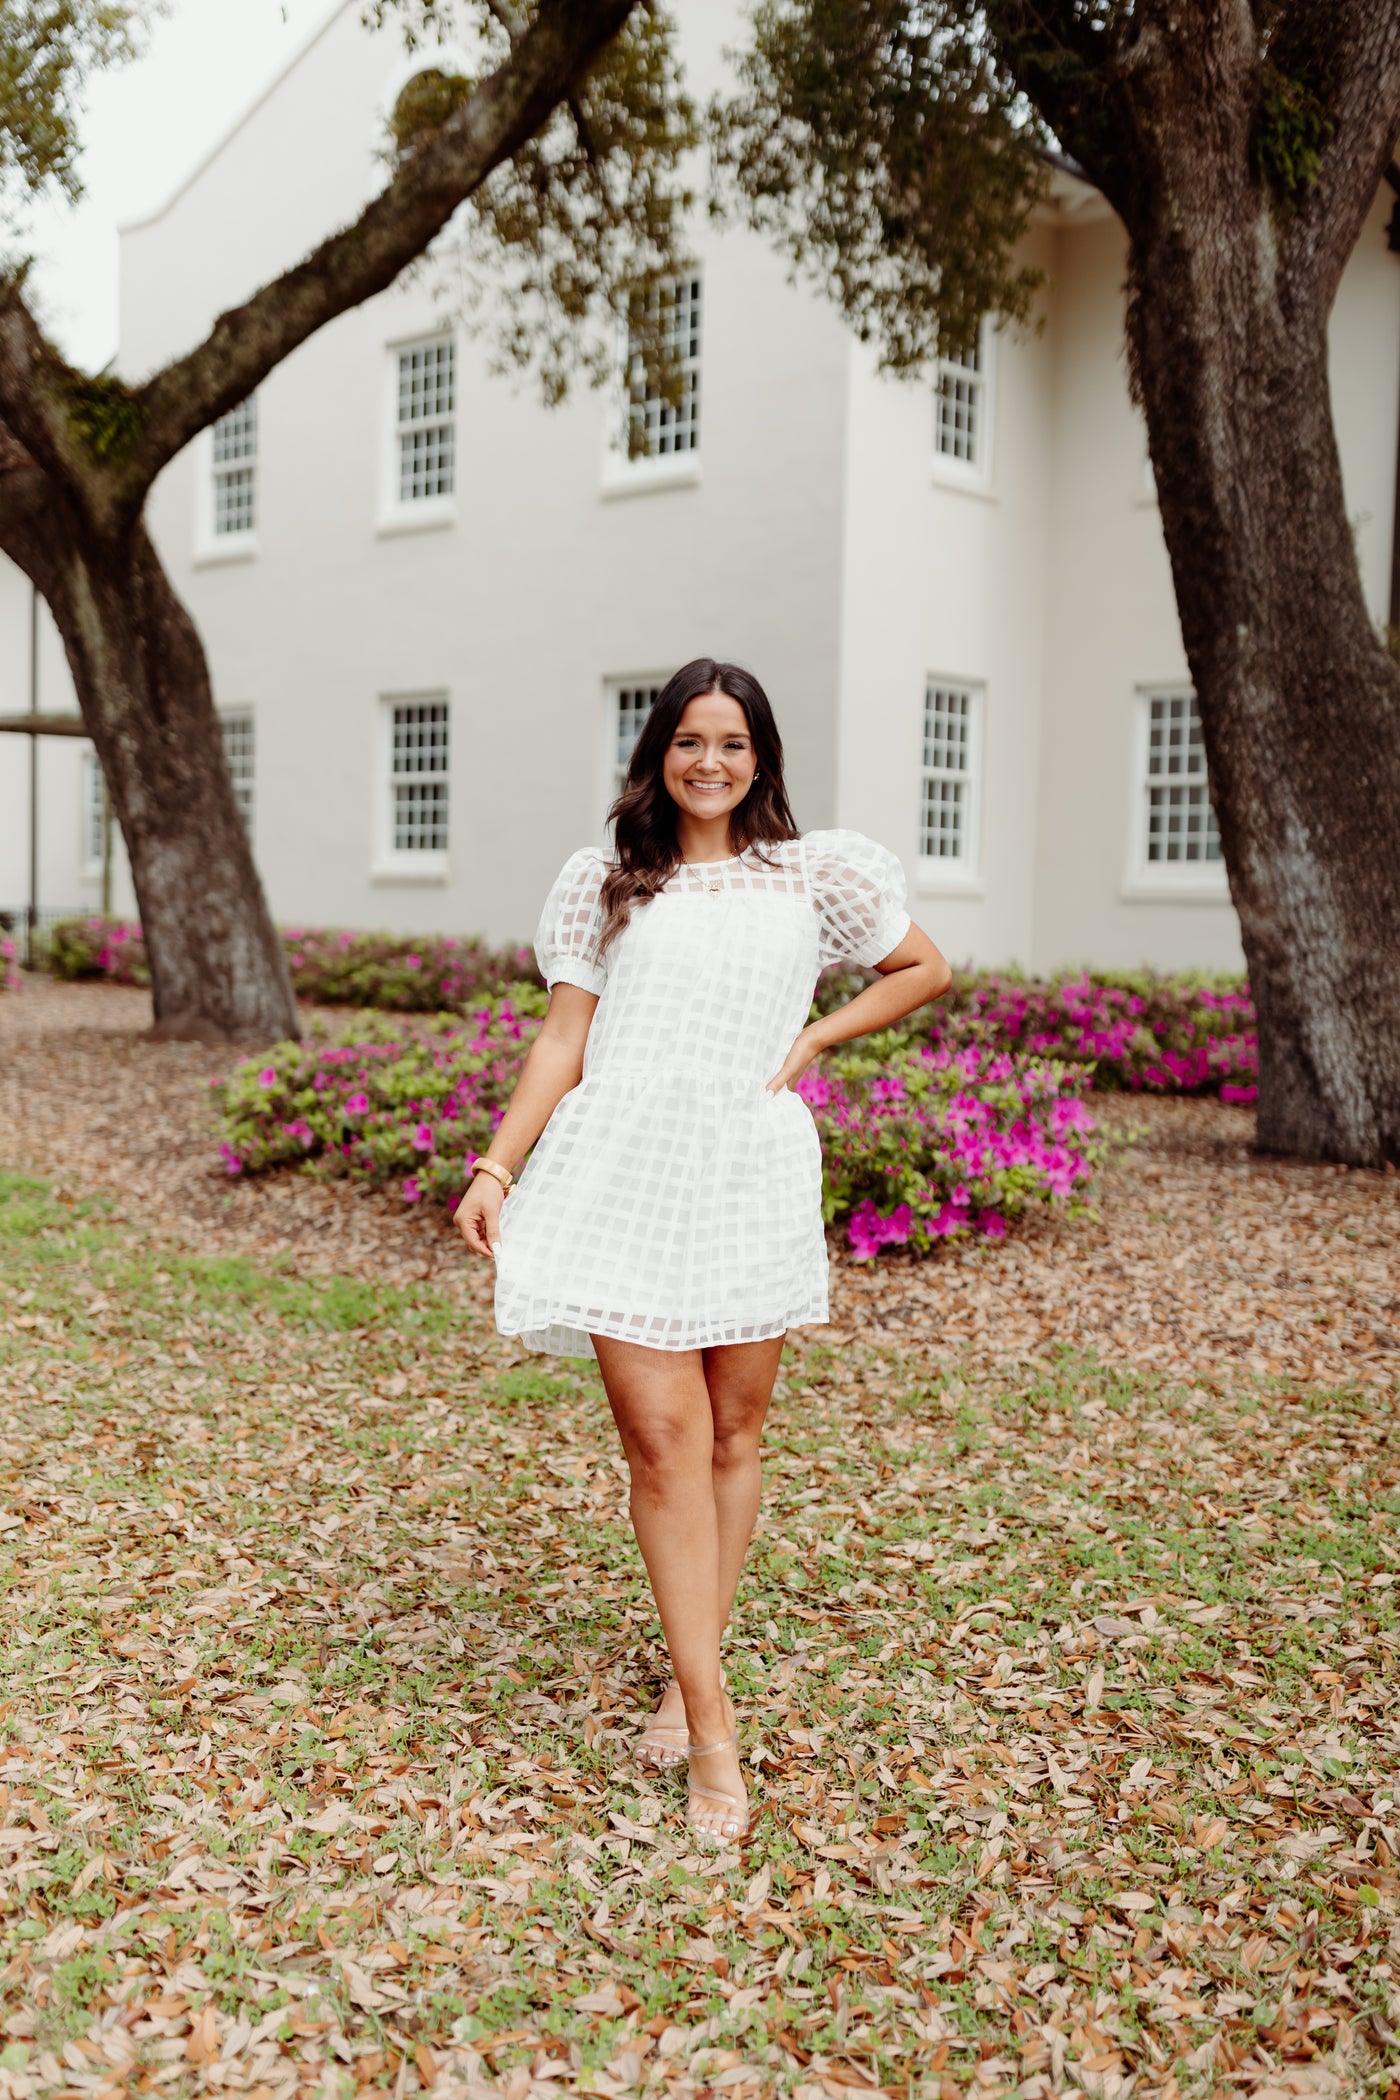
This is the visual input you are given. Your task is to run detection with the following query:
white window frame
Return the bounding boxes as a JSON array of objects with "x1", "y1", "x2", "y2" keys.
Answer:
[
  {"x1": 930, "y1": 318, "x2": 995, "y2": 494},
  {"x1": 916, "y1": 677, "x2": 984, "y2": 892},
  {"x1": 379, "y1": 332, "x2": 458, "y2": 535},
  {"x1": 81, "y1": 747, "x2": 109, "y2": 878},
  {"x1": 601, "y1": 274, "x2": 703, "y2": 500},
  {"x1": 374, "y1": 693, "x2": 451, "y2": 882},
  {"x1": 1123, "y1": 686, "x2": 1229, "y2": 900},
  {"x1": 220, "y1": 708, "x2": 255, "y2": 836},
  {"x1": 194, "y1": 393, "x2": 260, "y2": 564}
]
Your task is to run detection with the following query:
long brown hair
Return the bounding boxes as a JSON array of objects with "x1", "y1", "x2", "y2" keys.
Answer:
[{"x1": 596, "y1": 659, "x2": 799, "y2": 958}]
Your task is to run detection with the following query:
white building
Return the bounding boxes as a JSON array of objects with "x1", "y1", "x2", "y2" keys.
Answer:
[{"x1": 5, "y1": 0, "x2": 1400, "y2": 975}]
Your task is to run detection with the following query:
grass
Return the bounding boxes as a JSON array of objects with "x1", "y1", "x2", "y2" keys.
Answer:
[{"x1": 0, "y1": 1170, "x2": 1397, "y2": 2100}]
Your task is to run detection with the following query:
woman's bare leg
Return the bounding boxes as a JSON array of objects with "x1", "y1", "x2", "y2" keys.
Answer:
[
  {"x1": 594, "y1": 1334, "x2": 784, "y2": 1831},
  {"x1": 705, "y1": 1334, "x2": 784, "y2": 1625},
  {"x1": 647, "y1": 1337, "x2": 784, "y2": 1707}
]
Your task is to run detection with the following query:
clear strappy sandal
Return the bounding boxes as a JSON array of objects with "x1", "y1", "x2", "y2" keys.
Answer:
[
  {"x1": 635, "y1": 1710, "x2": 688, "y2": 1771},
  {"x1": 685, "y1": 1730, "x2": 749, "y2": 1844},
  {"x1": 636, "y1": 1668, "x2": 725, "y2": 1772}
]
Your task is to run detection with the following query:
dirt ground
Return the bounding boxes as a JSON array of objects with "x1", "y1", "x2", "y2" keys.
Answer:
[{"x1": 1, "y1": 972, "x2": 1397, "y2": 1393}]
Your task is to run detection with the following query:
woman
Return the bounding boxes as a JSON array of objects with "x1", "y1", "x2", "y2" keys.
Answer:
[{"x1": 455, "y1": 660, "x2": 951, "y2": 1842}]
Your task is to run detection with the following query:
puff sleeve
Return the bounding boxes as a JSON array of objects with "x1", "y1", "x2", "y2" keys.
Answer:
[
  {"x1": 806, "y1": 830, "x2": 912, "y2": 970},
  {"x1": 533, "y1": 848, "x2": 610, "y2": 995}
]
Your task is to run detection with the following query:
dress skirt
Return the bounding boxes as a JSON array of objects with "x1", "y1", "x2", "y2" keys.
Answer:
[{"x1": 494, "y1": 1069, "x2": 828, "y2": 1358}]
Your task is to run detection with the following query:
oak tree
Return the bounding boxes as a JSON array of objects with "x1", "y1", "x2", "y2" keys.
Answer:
[
  {"x1": 721, "y1": 0, "x2": 1400, "y2": 1166},
  {"x1": 0, "y1": 0, "x2": 689, "y2": 1039}
]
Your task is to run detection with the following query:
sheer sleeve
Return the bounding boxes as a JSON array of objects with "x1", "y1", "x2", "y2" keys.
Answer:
[
  {"x1": 533, "y1": 848, "x2": 609, "y2": 995},
  {"x1": 806, "y1": 830, "x2": 912, "y2": 969}
]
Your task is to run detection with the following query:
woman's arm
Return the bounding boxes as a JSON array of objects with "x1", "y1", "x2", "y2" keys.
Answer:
[
  {"x1": 766, "y1": 922, "x2": 952, "y2": 1093},
  {"x1": 454, "y1": 982, "x2": 599, "y2": 1255}
]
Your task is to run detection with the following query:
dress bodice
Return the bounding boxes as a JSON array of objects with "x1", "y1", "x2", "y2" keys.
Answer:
[{"x1": 534, "y1": 832, "x2": 910, "y2": 1087}]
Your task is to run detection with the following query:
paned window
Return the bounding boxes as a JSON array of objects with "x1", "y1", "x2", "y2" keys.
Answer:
[
  {"x1": 610, "y1": 682, "x2": 663, "y2": 797},
  {"x1": 221, "y1": 711, "x2": 254, "y2": 832},
  {"x1": 212, "y1": 396, "x2": 257, "y2": 537},
  {"x1": 396, "y1": 340, "x2": 456, "y2": 502},
  {"x1": 1142, "y1": 690, "x2": 1221, "y2": 865},
  {"x1": 625, "y1": 277, "x2": 702, "y2": 460},
  {"x1": 390, "y1": 700, "x2": 449, "y2": 854},
  {"x1": 919, "y1": 681, "x2": 981, "y2": 869},
  {"x1": 934, "y1": 334, "x2": 986, "y2": 470}
]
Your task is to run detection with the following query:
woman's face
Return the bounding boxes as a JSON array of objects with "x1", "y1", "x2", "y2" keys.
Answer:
[{"x1": 661, "y1": 690, "x2": 758, "y2": 828}]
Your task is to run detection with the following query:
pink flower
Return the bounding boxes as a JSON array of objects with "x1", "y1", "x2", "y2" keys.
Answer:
[
  {"x1": 411, "y1": 1122, "x2": 435, "y2": 1152},
  {"x1": 402, "y1": 1176, "x2": 422, "y2": 1203},
  {"x1": 344, "y1": 1092, "x2": 370, "y2": 1114},
  {"x1": 845, "y1": 1199, "x2": 912, "y2": 1259},
  {"x1": 257, "y1": 1067, "x2": 277, "y2": 1087}
]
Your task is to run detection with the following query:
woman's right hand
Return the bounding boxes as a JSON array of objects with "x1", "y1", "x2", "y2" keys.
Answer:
[{"x1": 454, "y1": 1173, "x2": 504, "y2": 1258}]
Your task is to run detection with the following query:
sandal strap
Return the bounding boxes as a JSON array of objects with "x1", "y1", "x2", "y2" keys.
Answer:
[{"x1": 686, "y1": 1730, "x2": 738, "y2": 1759}]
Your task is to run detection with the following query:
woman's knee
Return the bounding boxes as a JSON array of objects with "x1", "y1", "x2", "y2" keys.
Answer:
[
  {"x1": 623, "y1": 1409, "x2": 707, "y2": 1485},
  {"x1": 711, "y1": 1417, "x2": 763, "y2": 1473}
]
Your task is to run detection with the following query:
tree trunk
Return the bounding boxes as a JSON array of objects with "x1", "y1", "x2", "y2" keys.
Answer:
[
  {"x1": 1127, "y1": 181, "x2": 1400, "y2": 1166},
  {"x1": 39, "y1": 516, "x2": 299, "y2": 1043}
]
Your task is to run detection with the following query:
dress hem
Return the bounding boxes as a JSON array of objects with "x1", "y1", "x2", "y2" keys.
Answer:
[{"x1": 496, "y1": 1304, "x2": 829, "y2": 1361}]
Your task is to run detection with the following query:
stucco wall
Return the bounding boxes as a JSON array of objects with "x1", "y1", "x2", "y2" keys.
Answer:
[
  {"x1": 125, "y1": 0, "x2": 850, "y2": 946},
  {"x1": 833, "y1": 226, "x2": 1057, "y2": 970},
  {"x1": 1029, "y1": 209, "x2": 1227, "y2": 973}
]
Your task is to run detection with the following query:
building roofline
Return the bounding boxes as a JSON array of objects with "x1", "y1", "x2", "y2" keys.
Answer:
[
  {"x1": 117, "y1": 0, "x2": 358, "y2": 236},
  {"x1": 1037, "y1": 145, "x2": 1092, "y2": 187}
]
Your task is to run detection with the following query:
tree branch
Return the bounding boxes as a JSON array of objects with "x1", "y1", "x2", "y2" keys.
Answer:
[
  {"x1": 985, "y1": 0, "x2": 1142, "y2": 225},
  {"x1": 0, "y1": 277, "x2": 96, "y2": 492},
  {"x1": 120, "y1": 0, "x2": 639, "y2": 504},
  {"x1": 1279, "y1": 0, "x2": 1400, "y2": 300},
  {"x1": 0, "y1": 404, "x2": 62, "y2": 567}
]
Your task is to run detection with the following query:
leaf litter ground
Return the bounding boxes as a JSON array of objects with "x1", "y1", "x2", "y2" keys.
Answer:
[{"x1": 0, "y1": 980, "x2": 1398, "y2": 2100}]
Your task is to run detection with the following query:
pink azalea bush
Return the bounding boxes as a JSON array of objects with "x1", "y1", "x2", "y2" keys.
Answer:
[
  {"x1": 0, "y1": 934, "x2": 17, "y2": 991},
  {"x1": 803, "y1": 1034, "x2": 1106, "y2": 1256},
  {"x1": 43, "y1": 917, "x2": 1255, "y2": 1104},
  {"x1": 278, "y1": 927, "x2": 541, "y2": 1010},
  {"x1": 215, "y1": 998, "x2": 1108, "y2": 1257},
  {"x1": 36, "y1": 917, "x2": 541, "y2": 1009},
  {"x1": 817, "y1": 965, "x2": 1258, "y2": 1103},
  {"x1": 213, "y1": 999, "x2": 547, "y2": 1203},
  {"x1": 36, "y1": 916, "x2": 151, "y2": 986}
]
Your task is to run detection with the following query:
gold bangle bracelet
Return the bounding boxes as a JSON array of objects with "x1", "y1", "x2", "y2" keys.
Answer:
[{"x1": 472, "y1": 1157, "x2": 515, "y2": 1194}]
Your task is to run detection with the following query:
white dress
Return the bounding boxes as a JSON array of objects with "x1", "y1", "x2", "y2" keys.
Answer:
[{"x1": 493, "y1": 831, "x2": 911, "y2": 1358}]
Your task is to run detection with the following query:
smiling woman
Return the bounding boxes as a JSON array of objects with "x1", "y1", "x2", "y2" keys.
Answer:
[{"x1": 452, "y1": 657, "x2": 952, "y2": 1846}]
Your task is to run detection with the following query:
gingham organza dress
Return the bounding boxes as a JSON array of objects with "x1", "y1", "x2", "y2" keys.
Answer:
[{"x1": 493, "y1": 832, "x2": 911, "y2": 1358}]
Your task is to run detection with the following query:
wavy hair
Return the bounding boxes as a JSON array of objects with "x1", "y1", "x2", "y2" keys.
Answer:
[{"x1": 596, "y1": 659, "x2": 799, "y2": 958}]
